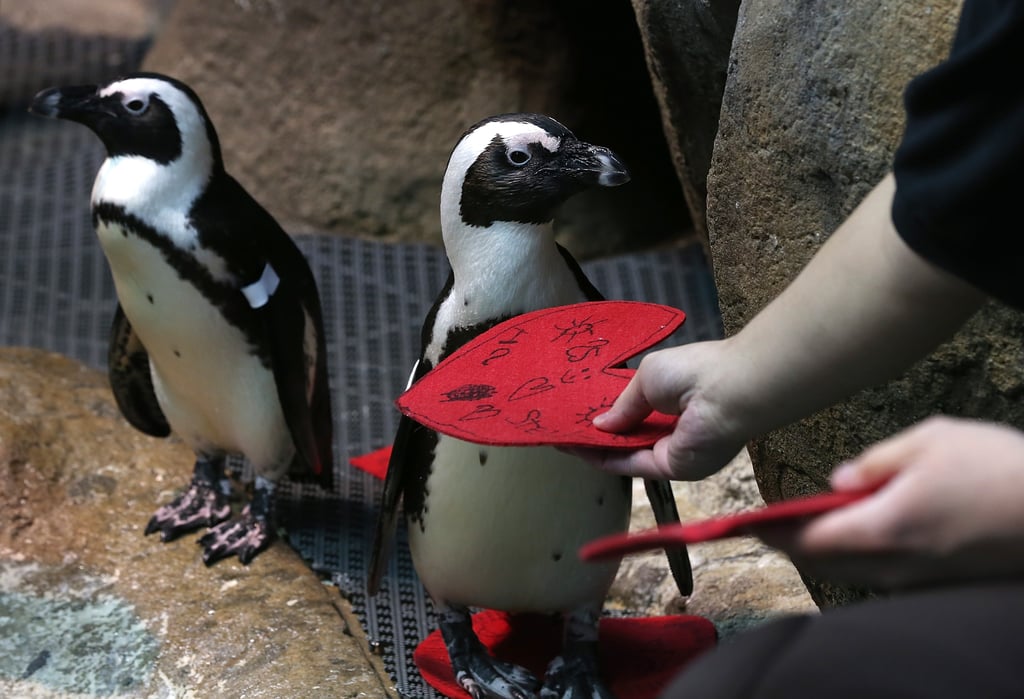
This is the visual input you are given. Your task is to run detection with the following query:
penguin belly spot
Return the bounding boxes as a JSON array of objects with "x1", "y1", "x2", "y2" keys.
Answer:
[
  {"x1": 409, "y1": 438, "x2": 629, "y2": 613},
  {"x1": 98, "y1": 222, "x2": 293, "y2": 473}
]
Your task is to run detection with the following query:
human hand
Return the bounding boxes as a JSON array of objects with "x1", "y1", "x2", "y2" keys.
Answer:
[
  {"x1": 582, "y1": 340, "x2": 751, "y2": 481},
  {"x1": 755, "y1": 416, "x2": 1024, "y2": 589}
]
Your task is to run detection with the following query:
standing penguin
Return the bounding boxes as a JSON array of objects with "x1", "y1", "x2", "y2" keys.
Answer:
[
  {"x1": 370, "y1": 114, "x2": 692, "y2": 698},
  {"x1": 29, "y1": 73, "x2": 333, "y2": 565}
]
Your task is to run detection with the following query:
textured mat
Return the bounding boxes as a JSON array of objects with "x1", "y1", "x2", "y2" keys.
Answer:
[{"x1": 0, "y1": 26, "x2": 724, "y2": 699}]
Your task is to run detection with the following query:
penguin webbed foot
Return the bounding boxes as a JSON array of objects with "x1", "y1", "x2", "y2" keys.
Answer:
[
  {"x1": 144, "y1": 464, "x2": 231, "y2": 541},
  {"x1": 539, "y1": 640, "x2": 615, "y2": 699},
  {"x1": 440, "y1": 608, "x2": 540, "y2": 699},
  {"x1": 197, "y1": 503, "x2": 274, "y2": 566}
]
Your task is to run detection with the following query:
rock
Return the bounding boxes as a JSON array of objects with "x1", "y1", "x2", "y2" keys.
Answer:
[
  {"x1": 630, "y1": 0, "x2": 741, "y2": 242},
  {"x1": 0, "y1": 1, "x2": 161, "y2": 110},
  {"x1": 704, "y1": 0, "x2": 1024, "y2": 607},
  {"x1": 0, "y1": 347, "x2": 392, "y2": 698},
  {"x1": 140, "y1": 0, "x2": 690, "y2": 258},
  {"x1": 0, "y1": 0, "x2": 161, "y2": 36},
  {"x1": 607, "y1": 449, "x2": 816, "y2": 638}
]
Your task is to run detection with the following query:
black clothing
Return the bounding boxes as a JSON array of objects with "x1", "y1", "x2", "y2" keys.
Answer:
[
  {"x1": 663, "y1": 581, "x2": 1024, "y2": 699},
  {"x1": 892, "y1": 0, "x2": 1024, "y2": 311}
]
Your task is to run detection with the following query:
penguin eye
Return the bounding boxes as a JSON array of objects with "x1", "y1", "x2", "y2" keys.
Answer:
[
  {"x1": 507, "y1": 148, "x2": 531, "y2": 166},
  {"x1": 124, "y1": 97, "x2": 148, "y2": 115}
]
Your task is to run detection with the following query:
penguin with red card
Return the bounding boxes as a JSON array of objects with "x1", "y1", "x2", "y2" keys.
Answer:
[{"x1": 366, "y1": 114, "x2": 695, "y2": 699}]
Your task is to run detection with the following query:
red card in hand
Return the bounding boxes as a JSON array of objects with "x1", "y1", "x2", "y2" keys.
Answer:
[
  {"x1": 396, "y1": 301, "x2": 685, "y2": 448},
  {"x1": 579, "y1": 488, "x2": 878, "y2": 561}
]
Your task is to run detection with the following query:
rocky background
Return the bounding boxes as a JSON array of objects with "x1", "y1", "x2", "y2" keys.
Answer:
[
  {"x1": 0, "y1": 349, "x2": 391, "y2": 698},
  {"x1": 139, "y1": 0, "x2": 694, "y2": 260}
]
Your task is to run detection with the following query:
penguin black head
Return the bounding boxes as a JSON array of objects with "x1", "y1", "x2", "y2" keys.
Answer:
[
  {"x1": 443, "y1": 113, "x2": 630, "y2": 229},
  {"x1": 29, "y1": 72, "x2": 222, "y2": 169}
]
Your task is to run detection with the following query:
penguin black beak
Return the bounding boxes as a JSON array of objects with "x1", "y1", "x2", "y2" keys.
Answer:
[
  {"x1": 559, "y1": 140, "x2": 631, "y2": 188},
  {"x1": 29, "y1": 84, "x2": 103, "y2": 123}
]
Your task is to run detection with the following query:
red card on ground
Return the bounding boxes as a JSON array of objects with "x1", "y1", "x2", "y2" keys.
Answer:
[
  {"x1": 396, "y1": 301, "x2": 685, "y2": 448},
  {"x1": 349, "y1": 445, "x2": 392, "y2": 480},
  {"x1": 414, "y1": 610, "x2": 717, "y2": 699},
  {"x1": 579, "y1": 488, "x2": 878, "y2": 561}
]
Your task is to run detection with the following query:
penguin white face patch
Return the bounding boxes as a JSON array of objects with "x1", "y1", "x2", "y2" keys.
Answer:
[
  {"x1": 440, "y1": 121, "x2": 562, "y2": 233},
  {"x1": 99, "y1": 77, "x2": 208, "y2": 145}
]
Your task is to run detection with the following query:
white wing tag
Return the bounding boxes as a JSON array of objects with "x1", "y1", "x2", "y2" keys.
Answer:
[{"x1": 241, "y1": 263, "x2": 280, "y2": 309}]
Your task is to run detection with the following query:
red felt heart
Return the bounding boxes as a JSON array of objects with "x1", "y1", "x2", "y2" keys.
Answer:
[
  {"x1": 414, "y1": 610, "x2": 717, "y2": 699},
  {"x1": 396, "y1": 301, "x2": 685, "y2": 448},
  {"x1": 579, "y1": 487, "x2": 880, "y2": 561}
]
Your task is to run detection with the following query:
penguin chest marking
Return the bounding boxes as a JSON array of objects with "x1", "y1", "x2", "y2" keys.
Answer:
[
  {"x1": 96, "y1": 218, "x2": 292, "y2": 473},
  {"x1": 408, "y1": 436, "x2": 630, "y2": 613}
]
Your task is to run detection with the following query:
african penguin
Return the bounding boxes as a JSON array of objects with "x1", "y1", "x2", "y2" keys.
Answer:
[
  {"x1": 29, "y1": 73, "x2": 334, "y2": 565},
  {"x1": 370, "y1": 114, "x2": 692, "y2": 699}
]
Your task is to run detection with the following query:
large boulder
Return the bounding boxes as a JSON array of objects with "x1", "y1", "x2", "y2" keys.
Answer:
[
  {"x1": 0, "y1": 348, "x2": 391, "y2": 698},
  {"x1": 141, "y1": 0, "x2": 690, "y2": 259},
  {"x1": 630, "y1": 0, "x2": 741, "y2": 241},
  {"x1": 608, "y1": 449, "x2": 815, "y2": 639},
  {"x1": 706, "y1": 1, "x2": 1024, "y2": 607}
]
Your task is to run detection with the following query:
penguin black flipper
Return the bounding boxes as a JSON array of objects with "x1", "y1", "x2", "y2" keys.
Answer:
[
  {"x1": 368, "y1": 361, "x2": 437, "y2": 594},
  {"x1": 108, "y1": 303, "x2": 171, "y2": 438},
  {"x1": 557, "y1": 243, "x2": 604, "y2": 302},
  {"x1": 644, "y1": 479, "x2": 694, "y2": 596},
  {"x1": 191, "y1": 172, "x2": 334, "y2": 490},
  {"x1": 261, "y1": 275, "x2": 334, "y2": 491},
  {"x1": 369, "y1": 273, "x2": 455, "y2": 594}
]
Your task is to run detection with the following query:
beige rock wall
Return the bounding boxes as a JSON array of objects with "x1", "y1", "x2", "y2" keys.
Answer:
[
  {"x1": 630, "y1": 0, "x2": 741, "y2": 242},
  {"x1": 142, "y1": 0, "x2": 690, "y2": 258}
]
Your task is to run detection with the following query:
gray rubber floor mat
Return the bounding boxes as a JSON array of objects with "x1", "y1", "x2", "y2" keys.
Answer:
[{"x1": 0, "y1": 28, "x2": 723, "y2": 698}]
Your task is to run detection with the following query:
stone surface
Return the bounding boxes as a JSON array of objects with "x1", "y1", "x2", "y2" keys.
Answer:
[
  {"x1": 140, "y1": 0, "x2": 691, "y2": 259},
  {"x1": 704, "y1": 0, "x2": 1024, "y2": 607},
  {"x1": 0, "y1": 347, "x2": 392, "y2": 698},
  {"x1": 0, "y1": 0, "x2": 164, "y2": 36},
  {"x1": 607, "y1": 449, "x2": 816, "y2": 639},
  {"x1": 630, "y1": 0, "x2": 741, "y2": 242}
]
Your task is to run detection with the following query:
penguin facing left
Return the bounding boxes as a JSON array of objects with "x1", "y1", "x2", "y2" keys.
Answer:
[{"x1": 29, "y1": 73, "x2": 334, "y2": 565}]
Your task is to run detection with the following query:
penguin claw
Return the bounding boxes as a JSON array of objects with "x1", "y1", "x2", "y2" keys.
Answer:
[
  {"x1": 145, "y1": 479, "x2": 231, "y2": 541},
  {"x1": 198, "y1": 506, "x2": 273, "y2": 565},
  {"x1": 453, "y1": 653, "x2": 540, "y2": 699},
  {"x1": 539, "y1": 646, "x2": 615, "y2": 699}
]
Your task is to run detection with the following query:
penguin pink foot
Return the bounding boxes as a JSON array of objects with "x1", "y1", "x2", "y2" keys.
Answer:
[
  {"x1": 198, "y1": 480, "x2": 275, "y2": 565},
  {"x1": 144, "y1": 457, "x2": 231, "y2": 541}
]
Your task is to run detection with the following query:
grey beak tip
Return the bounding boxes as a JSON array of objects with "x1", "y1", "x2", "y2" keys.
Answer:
[
  {"x1": 595, "y1": 152, "x2": 630, "y2": 187},
  {"x1": 28, "y1": 87, "x2": 62, "y2": 118},
  {"x1": 598, "y1": 170, "x2": 631, "y2": 187}
]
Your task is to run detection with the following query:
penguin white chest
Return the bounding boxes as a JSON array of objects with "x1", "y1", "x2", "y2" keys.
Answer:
[
  {"x1": 95, "y1": 219, "x2": 292, "y2": 471},
  {"x1": 409, "y1": 436, "x2": 630, "y2": 613}
]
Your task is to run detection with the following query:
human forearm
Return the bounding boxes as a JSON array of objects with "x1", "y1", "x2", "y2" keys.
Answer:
[
  {"x1": 591, "y1": 174, "x2": 985, "y2": 480},
  {"x1": 716, "y1": 173, "x2": 985, "y2": 438}
]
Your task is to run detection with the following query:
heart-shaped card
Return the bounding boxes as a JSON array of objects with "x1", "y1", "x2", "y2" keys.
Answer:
[{"x1": 396, "y1": 301, "x2": 684, "y2": 448}]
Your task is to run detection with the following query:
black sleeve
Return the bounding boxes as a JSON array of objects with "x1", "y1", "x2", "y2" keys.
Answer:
[{"x1": 891, "y1": 0, "x2": 1024, "y2": 310}]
